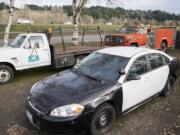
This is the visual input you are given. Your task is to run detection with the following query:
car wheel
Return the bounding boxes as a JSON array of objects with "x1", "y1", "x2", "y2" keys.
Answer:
[
  {"x1": 0, "y1": 65, "x2": 14, "y2": 85},
  {"x1": 161, "y1": 76, "x2": 175, "y2": 97},
  {"x1": 160, "y1": 42, "x2": 167, "y2": 52},
  {"x1": 90, "y1": 103, "x2": 116, "y2": 135}
]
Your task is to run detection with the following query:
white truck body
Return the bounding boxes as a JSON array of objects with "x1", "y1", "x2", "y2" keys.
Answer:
[
  {"x1": 0, "y1": 33, "x2": 51, "y2": 71},
  {"x1": 0, "y1": 33, "x2": 101, "y2": 84}
]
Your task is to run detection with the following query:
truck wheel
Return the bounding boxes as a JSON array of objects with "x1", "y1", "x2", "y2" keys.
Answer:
[
  {"x1": 75, "y1": 55, "x2": 85, "y2": 64},
  {"x1": 0, "y1": 65, "x2": 14, "y2": 84},
  {"x1": 130, "y1": 44, "x2": 138, "y2": 47},
  {"x1": 90, "y1": 103, "x2": 116, "y2": 135},
  {"x1": 161, "y1": 76, "x2": 175, "y2": 97},
  {"x1": 160, "y1": 42, "x2": 167, "y2": 52}
]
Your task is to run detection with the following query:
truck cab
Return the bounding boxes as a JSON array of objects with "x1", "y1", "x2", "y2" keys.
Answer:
[
  {"x1": 104, "y1": 26, "x2": 147, "y2": 47},
  {"x1": 0, "y1": 33, "x2": 52, "y2": 84}
]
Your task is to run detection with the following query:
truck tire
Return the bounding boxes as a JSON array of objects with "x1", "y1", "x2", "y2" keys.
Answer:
[
  {"x1": 130, "y1": 44, "x2": 138, "y2": 47},
  {"x1": 160, "y1": 42, "x2": 167, "y2": 52},
  {"x1": 0, "y1": 65, "x2": 14, "y2": 85}
]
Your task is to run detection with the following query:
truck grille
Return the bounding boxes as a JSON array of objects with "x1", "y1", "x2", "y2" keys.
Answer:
[{"x1": 105, "y1": 36, "x2": 125, "y2": 46}]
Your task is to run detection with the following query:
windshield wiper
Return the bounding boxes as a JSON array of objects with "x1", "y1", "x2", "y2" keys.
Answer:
[
  {"x1": 82, "y1": 73, "x2": 104, "y2": 83},
  {"x1": 71, "y1": 69, "x2": 104, "y2": 83}
]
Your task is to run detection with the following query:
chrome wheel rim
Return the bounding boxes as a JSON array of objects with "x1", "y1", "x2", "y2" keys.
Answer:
[
  {"x1": 96, "y1": 111, "x2": 111, "y2": 129},
  {"x1": 0, "y1": 69, "x2": 10, "y2": 83}
]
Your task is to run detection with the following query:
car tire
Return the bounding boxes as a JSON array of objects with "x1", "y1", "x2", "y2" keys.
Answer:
[
  {"x1": 90, "y1": 103, "x2": 116, "y2": 135},
  {"x1": 0, "y1": 65, "x2": 14, "y2": 85},
  {"x1": 161, "y1": 76, "x2": 175, "y2": 97},
  {"x1": 160, "y1": 42, "x2": 167, "y2": 52}
]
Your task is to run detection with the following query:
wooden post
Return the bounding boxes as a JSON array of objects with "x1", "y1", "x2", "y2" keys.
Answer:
[
  {"x1": 98, "y1": 26, "x2": 103, "y2": 48},
  {"x1": 82, "y1": 27, "x2": 86, "y2": 46},
  {"x1": 59, "y1": 27, "x2": 65, "y2": 52}
]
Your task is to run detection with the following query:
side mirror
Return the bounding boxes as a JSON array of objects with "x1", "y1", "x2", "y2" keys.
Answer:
[
  {"x1": 119, "y1": 68, "x2": 125, "y2": 75},
  {"x1": 127, "y1": 73, "x2": 141, "y2": 81}
]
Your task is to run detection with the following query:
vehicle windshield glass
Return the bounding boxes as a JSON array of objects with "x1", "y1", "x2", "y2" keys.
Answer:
[
  {"x1": 119, "y1": 27, "x2": 138, "y2": 34},
  {"x1": 10, "y1": 35, "x2": 26, "y2": 48},
  {"x1": 73, "y1": 52, "x2": 129, "y2": 81}
]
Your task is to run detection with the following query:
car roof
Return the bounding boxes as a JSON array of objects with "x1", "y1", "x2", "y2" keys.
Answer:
[
  {"x1": 97, "y1": 47, "x2": 160, "y2": 58},
  {"x1": 18, "y1": 33, "x2": 45, "y2": 37}
]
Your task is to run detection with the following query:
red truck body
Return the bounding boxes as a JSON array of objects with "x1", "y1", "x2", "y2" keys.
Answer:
[{"x1": 105, "y1": 26, "x2": 176, "y2": 51}]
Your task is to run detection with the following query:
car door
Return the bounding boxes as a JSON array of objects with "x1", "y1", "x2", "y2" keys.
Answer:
[
  {"x1": 147, "y1": 53, "x2": 169, "y2": 94},
  {"x1": 122, "y1": 55, "x2": 152, "y2": 112},
  {"x1": 21, "y1": 36, "x2": 50, "y2": 69}
]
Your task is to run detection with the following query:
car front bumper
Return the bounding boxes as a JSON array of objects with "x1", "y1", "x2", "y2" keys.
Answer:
[{"x1": 26, "y1": 98, "x2": 94, "y2": 134}]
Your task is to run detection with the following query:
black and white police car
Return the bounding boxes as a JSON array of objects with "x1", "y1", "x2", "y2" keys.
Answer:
[{"x1": 26, "y1": 47, "x2": 179, "y2": 135}]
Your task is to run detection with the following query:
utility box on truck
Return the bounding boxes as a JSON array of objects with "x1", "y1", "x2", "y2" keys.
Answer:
[{"x1": 175, "y1": 31, "x2": 180, "y2": 49}]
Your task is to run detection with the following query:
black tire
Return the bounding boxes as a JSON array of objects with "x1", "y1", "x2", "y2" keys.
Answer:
[
  {"x1": 161, "y1": 76, "x2": 175, "y2": 97},
  {"x1": 130, "y1": 44, "x2": 138, "y2": 47},
  {"x1": 160, "y1": 42, "x2": 167, "y2": 52},
  {"x1": 75, "y1": 55, "x2": 85, "y2": 64},
  {"x1": 90, "y1": 103, "x2": 116, "y2": 135},
  {"x1": 0, "y1": 65, "x2": 14, "y2": 85}
]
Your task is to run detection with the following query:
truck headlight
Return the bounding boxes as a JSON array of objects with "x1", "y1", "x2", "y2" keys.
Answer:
[{"x1": 50, "y1": 104, "x2": 84, "y2": 118}]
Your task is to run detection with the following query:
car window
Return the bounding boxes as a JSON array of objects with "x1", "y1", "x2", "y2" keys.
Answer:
[
  {"x1": 162, "y1": 55, "x2": 170, "y2": 64},
  {"x1": 73, "y1": 52, "x2": 130, "y2": 81},
  {"x1": 129, "y1": 56, "x2": 148, "y2": 75},
  {"x1": 29, "y1": 36, "x2": 45, "y2": 49},
  {"x1": 148, "y1": 53, "x2": 164, "y2": 70}
]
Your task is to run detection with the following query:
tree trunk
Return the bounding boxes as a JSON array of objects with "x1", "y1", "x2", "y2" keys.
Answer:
[
  {"x1": 4, "y1": 14, "x2": 13, "y2": 46},
  {"x1": 4, "y1": 0, "x2": 15, "y2": 47},
  {"x1": 72, "y1": 14, "x2": 79, "y2": 45}
]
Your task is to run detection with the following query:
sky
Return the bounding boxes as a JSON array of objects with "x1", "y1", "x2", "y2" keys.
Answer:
[{"x1": 1, "y1": 0, "x2": 180, "y2": 14}]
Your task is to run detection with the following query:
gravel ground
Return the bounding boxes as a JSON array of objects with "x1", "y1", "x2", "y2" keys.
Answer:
[{"x1": 0, "y1": 49, "x2": 180, "y2": 135}]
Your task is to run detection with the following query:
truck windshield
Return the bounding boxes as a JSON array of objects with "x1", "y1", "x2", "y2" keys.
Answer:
[
  {"x1": 11, "y1": 35, "x2": 26, "y2": 48},
  {"x1": 73, "y1": 52, "x2": 129, "y2": 81},
  {"x1": 119, "y1": 27, "x2": 138, "y2": 34}
]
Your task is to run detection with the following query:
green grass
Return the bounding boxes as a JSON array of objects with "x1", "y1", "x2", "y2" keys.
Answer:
[{"x1": 0, "y1": 24, "x2": 121, "y2": 33}]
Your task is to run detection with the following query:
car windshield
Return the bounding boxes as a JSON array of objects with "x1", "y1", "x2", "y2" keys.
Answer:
[
  {"x1": 10, "y1": 35, "x2": 26, "y2": 48},
  {"x1": 119, "y1": 27, "x2": 138, "y2": 34},
  {"x1": 73, "y1": 52, "x2": 129, "y2": 81}
]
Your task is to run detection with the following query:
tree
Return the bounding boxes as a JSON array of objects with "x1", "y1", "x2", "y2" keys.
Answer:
[
  {"x1": 71, "y1": 0, "x2": 123, "y2": 45},
  {"x1": 4, "y1": 0, "x2": 15, "y2": 46}
]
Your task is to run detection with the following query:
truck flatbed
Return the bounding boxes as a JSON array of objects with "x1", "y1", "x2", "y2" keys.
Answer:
[{"x1": 52, "y1": 44, "x2": 102, "y2": 68}]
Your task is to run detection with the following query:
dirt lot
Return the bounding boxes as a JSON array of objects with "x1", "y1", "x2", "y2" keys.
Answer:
[{"x1": 0, "y1": 49, "x2": 180, "y2": 135}]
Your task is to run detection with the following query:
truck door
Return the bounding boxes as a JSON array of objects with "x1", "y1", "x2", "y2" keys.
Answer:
[{"x1": 21, "y1": 36, "x2": 50, "y2": 69}]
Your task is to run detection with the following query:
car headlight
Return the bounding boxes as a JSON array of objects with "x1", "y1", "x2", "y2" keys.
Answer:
[{"x1": 50, "y1": 104, "x2": 84, "y2": 118}]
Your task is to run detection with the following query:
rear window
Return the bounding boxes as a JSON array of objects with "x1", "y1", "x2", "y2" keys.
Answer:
[
  {"x1": 148, "y1": 53, "x2": 164, "y2": 70},
  {"x1": 162, "y1": 55, "x2": 170, "y2": 64}
]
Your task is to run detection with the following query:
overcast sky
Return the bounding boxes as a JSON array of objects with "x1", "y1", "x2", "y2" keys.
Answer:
[{"x1": 1, "y1": 0, "x2": 180, "y2": 14}]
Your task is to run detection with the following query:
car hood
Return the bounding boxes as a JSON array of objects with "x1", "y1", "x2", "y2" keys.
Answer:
[
  {"x1": 30, "y1": 70, "x2": 115, "y2": 112},
  {"x1": 0, "y1": 47, "x2": 20, "y2": 59}
]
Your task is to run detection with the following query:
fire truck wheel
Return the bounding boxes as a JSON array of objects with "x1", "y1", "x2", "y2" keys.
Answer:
[{"x1": 160, "y1": 42, "x2": 167, "y2": 52}]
